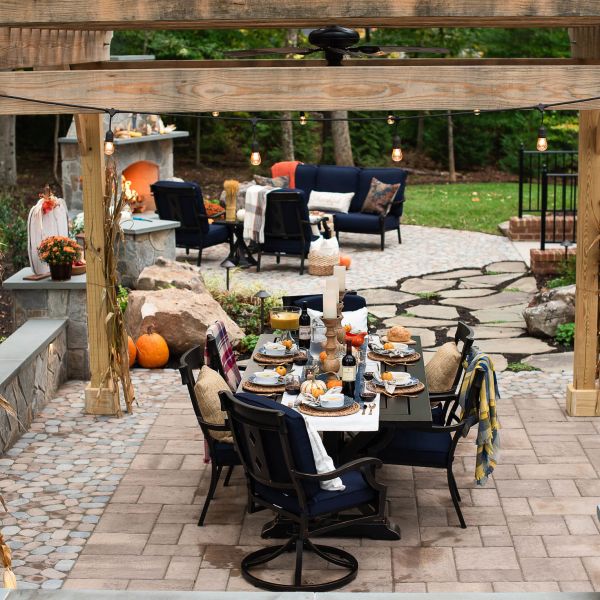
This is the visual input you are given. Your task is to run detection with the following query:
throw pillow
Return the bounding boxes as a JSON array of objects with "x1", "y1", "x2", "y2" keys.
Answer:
[
  {"x1": 308, "y1": 190, "x2": 354, "y2": 213},
  {"x1": 254, "y1": 174, "x2": 289, "y2": 188},
  {"x1": 307, "y1": 306, "x2": 368, "y2": 333},
  {"x1": 361, "y1": 177, "x2": 401, "y2": 216},
  {"x1": 425, "y1": 342, "x2": 462, "y2": 393},
  {"x1": 193, "y1": 366, "x2": 234, "y2": 444}
]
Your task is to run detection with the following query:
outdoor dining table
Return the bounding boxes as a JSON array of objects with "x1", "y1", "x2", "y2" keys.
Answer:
[{"x1": 238, "y1": 332, "x2": 432, "y2": 541}]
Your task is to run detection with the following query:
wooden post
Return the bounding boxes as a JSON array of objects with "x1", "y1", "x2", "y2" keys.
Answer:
[
  {"x1": 75, "y1": 113, "x2": 120, "y2": 415},
  {"x1": 567, "y1": 27, "x2": 600, "y2": 415}
]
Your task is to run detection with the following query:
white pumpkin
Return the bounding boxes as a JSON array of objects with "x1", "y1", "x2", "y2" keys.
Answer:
[
  {"x1": 300, "y1": 379, "x2": 327, "y2": 396},
  {"x1": 27, "y1": 194, "x2": 69, "y2": 274}
]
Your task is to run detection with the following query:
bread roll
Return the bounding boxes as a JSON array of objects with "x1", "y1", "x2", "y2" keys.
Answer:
[{"x1": 388, "y1": 325, "x2": 411, "y2": 342}]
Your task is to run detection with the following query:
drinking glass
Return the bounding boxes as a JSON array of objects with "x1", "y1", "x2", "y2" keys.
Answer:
[
  {"x1": 309, "y1": 324, "x2": 327, "y2": 361},
  {"x1": 360, "y1": 380, "x2": 376, "y2": 402},
  {"x1": 284, "y1": 374, "x2": 301, "y2": 395}
]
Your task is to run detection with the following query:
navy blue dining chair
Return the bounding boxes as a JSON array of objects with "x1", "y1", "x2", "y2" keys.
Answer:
[
  {"x1": 282, "y1": 292, "x2": 366, "y2": 312},
  {"x1": 219, "y1": 390, "x2": 387, "y2": 592}
]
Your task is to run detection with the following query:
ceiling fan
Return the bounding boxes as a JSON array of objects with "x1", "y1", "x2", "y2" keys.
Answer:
[{"x1": 225, "y1": 25, "x2": 448, "y2": 66}]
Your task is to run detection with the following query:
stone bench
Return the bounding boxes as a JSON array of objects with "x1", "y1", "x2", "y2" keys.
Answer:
[{"x1": 0, "y1": 318, "x2": 67, "y2": 453}]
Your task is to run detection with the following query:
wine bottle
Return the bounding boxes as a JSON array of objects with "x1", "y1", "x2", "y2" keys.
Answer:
[
  {"x1": 298, "y1": 301, "x2": 311, "y2": 349},
  {"x1": 341, "y1": 340, "x2": 357, "y2": 397}
]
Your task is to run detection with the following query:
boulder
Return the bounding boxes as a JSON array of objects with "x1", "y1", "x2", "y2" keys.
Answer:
[
  {"x1": 127, "y1": 287, "x2": 244, "y2": 355},
  {"x1": 136, "y1": 257, "x2": 207, "y2": 293},
  {"x1": 523, "y1": 284, "x2": 575, "y2": 338}
]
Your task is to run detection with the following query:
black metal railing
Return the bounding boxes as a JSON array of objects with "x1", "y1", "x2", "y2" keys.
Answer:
[
  {"x1": 518, "y1": 144, "x2": 578, "y2": 217},
  {"x1": 540, "y1": 166, "x2": 578, "y2": 250}
]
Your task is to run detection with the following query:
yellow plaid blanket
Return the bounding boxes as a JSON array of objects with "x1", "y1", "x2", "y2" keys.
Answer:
[{"x1": 459, "y1": 351, "x2": 500, "y2": 485}]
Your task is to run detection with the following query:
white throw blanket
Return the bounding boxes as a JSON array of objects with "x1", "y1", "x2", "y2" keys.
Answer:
[
  {"x1": 243, "y1": 185, "x2": 279, "y2": 244},
  {"x1": 303, "y1": 417, "x2": 345, "y2": 491}
]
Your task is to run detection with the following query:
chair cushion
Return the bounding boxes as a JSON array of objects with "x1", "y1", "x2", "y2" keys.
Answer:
[
  {"x1": 203, "y1": 223, "x2": 230, "y2": 247},
  {"x1": 356, "y1": 168, "x2": 408, "y2": 215},
  {"x1": 315, "y1": 165, "x2": 360, "y2": 197},
  {"x1": 361, "y1": 178, "x2": 402, "y2": 217},
  {"x1": 194, "y1": 366, "x2": 234, "y2": 443},
  {"x1": 333, "y1": 212, "x2": 399, "y2": 234},
  {"x1": 425, "y1": 342, "x2": 462, "y2": 393},
  {"x1": 235, "y1": 393, "x2": 320, "y2": 497},
  {"x1": 295, "y1": 164, "x2": 319, "y2": 199},
  {"x1": 378, "y1": 429, "x2": 452, "y2": 467},
  {"x1": 213, "y1": 441, "x2": 241, "y2": 465},
  {"x1": 255, "y1": 469, "x2": 376, "y2": 517},
  {"x1": 431, "y1": 404, "x2": 444, "y2": 426}
]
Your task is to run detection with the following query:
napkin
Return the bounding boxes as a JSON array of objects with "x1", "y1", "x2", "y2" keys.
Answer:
[{"x1": 303, "y1": 418, "x2": 345, "y2": 491}]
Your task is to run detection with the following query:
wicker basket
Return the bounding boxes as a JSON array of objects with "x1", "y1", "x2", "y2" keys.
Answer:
[{"x1": 308, "y1": 252, "x2": 339, "y2": 276}]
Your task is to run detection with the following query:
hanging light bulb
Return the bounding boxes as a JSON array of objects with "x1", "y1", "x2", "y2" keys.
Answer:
[
  {"x1": 387, "y1": 114, "x2": 396, "y2": 126},
  {"x1": 391, "y1": 134, "x2": 403, "y2": 162},
  {"x1": 104, "y1": 129, "x2": 115, "y2": 156},
  {"x1": 104, "y1": 109, "x2": 116, "y2": 156},
  {"x1": 250, "y1": 140, "x2": 262, "y2": 166},
  {"x1": 212, "y1": 111, "x2": 220, "y2": 117},
  {"x1": 536, "y1": 125, "x2": 548, "y2": 152},
  {"x1": 474, "y1": 109, "x2": 481, "y2": 116},
  {"x1": 299, "y1": 111, "x2": 308, "y2": 125},
  {"x1": 536, "y1": 104, "x2": 548, "y2": 152}
]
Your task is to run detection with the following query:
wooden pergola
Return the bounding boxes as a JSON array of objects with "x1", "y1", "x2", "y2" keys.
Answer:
[{"x1": 1, "y1": 2, "x2": 599, "y2": 414}]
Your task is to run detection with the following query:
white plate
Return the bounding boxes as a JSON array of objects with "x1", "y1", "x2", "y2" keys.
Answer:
[{"x1": 249, "y1": 374, "x2": 284, "y2": 387}]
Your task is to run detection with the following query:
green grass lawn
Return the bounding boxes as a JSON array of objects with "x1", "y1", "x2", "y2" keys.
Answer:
[{"x1": 403, "y1": 182, "x2": 518, "y2": 235}]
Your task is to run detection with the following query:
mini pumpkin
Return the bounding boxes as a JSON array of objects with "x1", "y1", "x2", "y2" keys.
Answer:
[
  {"x1": 127, "y1": 335, "x2": 137, "y2": 368},
  {"x1": 326, "y1": 379, "x2": 343, "y2": 389},
  {"x1": 136, "y1": 327, "x2": 169, "y2": 368},
  {"x1": 300, "y1": 379, "x2": 327, "y2": 396}
]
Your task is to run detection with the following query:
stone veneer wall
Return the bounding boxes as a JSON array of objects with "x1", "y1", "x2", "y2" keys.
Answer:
[
  {"x1": 0, "y1": 319, "x2": 67, "y2": 453},
  {"x1": 12, "y1": 289, "x2": 89, "y2": 380}
]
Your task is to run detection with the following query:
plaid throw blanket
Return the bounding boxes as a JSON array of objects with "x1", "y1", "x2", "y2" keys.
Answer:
[
  {"x1": 205, "y1": 321, "x2": 241, "y2": 392},
  {"x1": 243, "y1": 185, "x2": 279, "y2": 244},
  {"x1": 459, "y1": 350, "x2": 501, "y2": 486}
]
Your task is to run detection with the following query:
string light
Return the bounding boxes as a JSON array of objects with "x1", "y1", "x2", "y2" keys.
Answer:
[
  {"x1": 250, "y1": 119, "x2": 261, "y2": 166},
  {"x1": 104, "y1": 109, "x2": 116, "y2": 156},
  {"x1": 391, "y1": 134, "x2": 403, "y2": 162},
  {"x1": 299, "y1": 111, "x2": 308, "y2": 125},
  {"x1": 536, "y1": 105, "x2": 548, "y2": 152},
  {"x1": 387, "y1": 114, "x2": 396, "y2": 125},
  {"x1": 474, "y1": 109, "x2": 481, "y2": 116}
]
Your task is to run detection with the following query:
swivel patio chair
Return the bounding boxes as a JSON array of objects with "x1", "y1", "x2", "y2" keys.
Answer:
[
  {"x1": 178, "y1": 344, "x2": 241, "y2": 526},
  {"x1": 257, "y1": 191, "x2": 317, "y2": 275},
  {"x1": 219, "y1": 390, "x2": 388, "y2": 592},
  {"x1": 366, "y1": 369, "x2": 483, "y2": 529},
  {"x1": 151, "y1": 180, "x2": 232, "y2": 266}
]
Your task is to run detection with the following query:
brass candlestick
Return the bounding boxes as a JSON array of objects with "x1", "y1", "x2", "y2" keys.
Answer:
[{"x1": 322, "y1": 317, "x2": 341, "y2": 374}]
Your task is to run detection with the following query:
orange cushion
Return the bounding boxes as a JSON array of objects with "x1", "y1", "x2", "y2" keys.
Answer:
[{"x1": 271, "y1": 161, "x2": 301, "y2": 188}]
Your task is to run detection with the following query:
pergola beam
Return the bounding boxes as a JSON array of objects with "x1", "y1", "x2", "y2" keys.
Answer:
[
  {"x1": 0, "y1": 28, "x2": 111, "y2": 69},
  {"x1": 2, "y1": 1, "x2": 600, "y2": 29},
  {"x1": 2, "y1": 63, "x2": 600, "y2": 114}
]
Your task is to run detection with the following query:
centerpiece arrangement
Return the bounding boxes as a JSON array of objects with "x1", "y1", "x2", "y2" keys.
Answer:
[{"x1": 37, "y1": 235, "x2": 82, "y2": 281}]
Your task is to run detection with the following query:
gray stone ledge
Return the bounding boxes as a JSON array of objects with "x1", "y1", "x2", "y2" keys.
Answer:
[
  {"x1": 3, "y1": 269, "x2": 86, "y2": 290},
  {"x1": 120, "y1": 218, "x2": 180, "y2": 236},
  {"x1": 0, "y1": 318, "x2": 67, "y2": 385}
]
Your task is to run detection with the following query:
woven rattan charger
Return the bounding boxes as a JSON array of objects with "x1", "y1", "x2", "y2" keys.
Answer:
[
  {"x1": 253, "y1": 351, "x2": 297, "y2": 365},
  {"x1": 242, "y1": 380, "x2": 286, "y2": 394},
  {"x1": 374, "y1": 381, "x2": 425, "y2": 397},
  {"x1": 367, "y1": 351, "x2": 421, "y2": 365},
  {"x1": 298, "y1": 401, "x2": 360, "y2": 417}
]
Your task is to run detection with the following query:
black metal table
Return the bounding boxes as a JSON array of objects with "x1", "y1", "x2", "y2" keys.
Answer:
[
  {"x1": 220, "y1": 220, "x2": 258, "y2": 268},
  {"x1": 239, "y1": 334, "x2": 433, "y2": 541}
]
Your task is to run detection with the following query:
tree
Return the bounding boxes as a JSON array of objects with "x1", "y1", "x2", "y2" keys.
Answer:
[
  {"x1": 331, "y1": 111, "x2": 354, "y2": 166},
  {"x1": 0, "y1": 116, "x2": 16, "y2": 188}
]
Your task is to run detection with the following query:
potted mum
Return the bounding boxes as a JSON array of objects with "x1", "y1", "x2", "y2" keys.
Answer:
[{"x1": 37, "y1": 236, "x2": 82, "y2": 281}]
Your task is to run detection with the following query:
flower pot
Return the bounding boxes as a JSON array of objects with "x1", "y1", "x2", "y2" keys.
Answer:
[{"x1": 49, "y1": 262, "x2": 72, "y2": 281}]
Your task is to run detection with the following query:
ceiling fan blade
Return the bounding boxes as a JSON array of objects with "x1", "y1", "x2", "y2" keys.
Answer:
[
  {"x1": 224, "y1": 47, "x2": 313, "y2": 58},
  {"x1": 356, "y1": 45, "x2": 449, "y2": 55}
]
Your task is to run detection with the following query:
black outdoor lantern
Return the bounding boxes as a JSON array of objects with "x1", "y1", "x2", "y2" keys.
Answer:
[
  {"x1": 222, "y1": 259, "x2": 235, "y2": 290},
  {"x1": 254, "y1": 289, "x2": 271, "y2": 333}
]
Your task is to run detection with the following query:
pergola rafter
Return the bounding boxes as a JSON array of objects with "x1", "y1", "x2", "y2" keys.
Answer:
[{"x1": 2, "y1": 0, "x2": 600, "y2": 29}]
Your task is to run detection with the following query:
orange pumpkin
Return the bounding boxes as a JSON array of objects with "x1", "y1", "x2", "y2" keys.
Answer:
[
  {"x1": 327, "y1": 379, "x2": 343, "y2": 389},
  {"x1": 339, "y1": 254, "x2": 352, "y2": 269},
  {"x1": 127, "y1": 336, "x2": 137, "y2": 368},
  {"x1": 136, "y1": 327, "x2": 169, "y2": 368}
]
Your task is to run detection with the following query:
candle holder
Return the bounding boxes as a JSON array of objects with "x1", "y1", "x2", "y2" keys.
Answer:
[
  {"x1": 336, "y1": 291, "x2": 346, "y2": 344},
  {"x1": 322, "y1": 317, "x2": 341, "y2": 374}
]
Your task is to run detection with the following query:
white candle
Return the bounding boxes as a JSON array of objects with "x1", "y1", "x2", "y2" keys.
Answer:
[
  {"x1": 323, "y1": 276, "x2": 339, "y2": 319},
  {"x1": 333, "y1": 265, "x2": 346, "y2": 294}
]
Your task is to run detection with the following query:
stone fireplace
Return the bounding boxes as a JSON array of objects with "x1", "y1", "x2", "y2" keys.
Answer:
[{"x1": 59, "y1": 115, "x2": 188, "y2": 211}]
